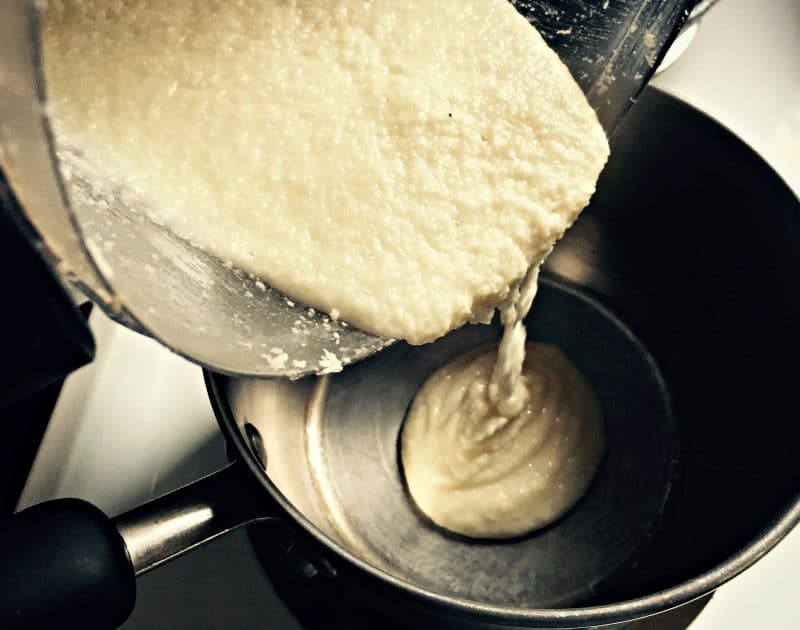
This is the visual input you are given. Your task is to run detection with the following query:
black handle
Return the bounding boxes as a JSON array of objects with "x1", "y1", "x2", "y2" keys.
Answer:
[
  {"x1": 0, "y1": 462, "x2": 281, "y2": 628},
  {"x1": 0, "y1": 498, "x2": 135, "y2": 629}
]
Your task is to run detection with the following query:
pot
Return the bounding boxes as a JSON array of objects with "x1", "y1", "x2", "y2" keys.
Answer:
[
  {"x1": 2, "y1": 89, "x2": 798, "y2": 629},
  {"x1": 0, "y1": 0, "x2": 693, "y2": 379}
]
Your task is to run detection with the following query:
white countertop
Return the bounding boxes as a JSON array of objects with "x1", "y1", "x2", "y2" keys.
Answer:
[{"x1": 20, "y1": 0, "x2": 800, "y2": 628}]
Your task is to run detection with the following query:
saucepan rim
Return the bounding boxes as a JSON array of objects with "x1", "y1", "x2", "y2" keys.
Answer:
[{"x1": 205, "y1": 368, "x2": 800, "y2": 627}]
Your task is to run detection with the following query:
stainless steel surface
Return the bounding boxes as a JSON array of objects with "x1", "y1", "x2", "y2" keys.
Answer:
[
  {"x1": 655, "y1": 0, "x2": 719, "y2": 74},
  {"x1": 229, "y1": 278, "x2": 677, "y2": 607},
  {"x1": 114, "y1": 463, "x2": 270, "y2": 576},
  {"x1": 0, "y1": 0, "x2": 692, "y2": 378},
  {"x1": 0, "y1": 2, "x2": 107, "y2": 300},
  {"x1": 287, "y1": 280, "x2": 676, "y2": 608},
  {"x1": 688, "y1": 0, "x2": 719, "y2": 18},
  {"x1": 518, "y1": 0, "x2": 694, "y2": 129},
  {"x1": 56, "y1": 142, "x2": 395, "y2": 380}
]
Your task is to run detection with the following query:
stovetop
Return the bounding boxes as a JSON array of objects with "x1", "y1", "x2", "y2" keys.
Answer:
[{"x1": 18, "y1": 0, "x2": 800, "y2": 628}]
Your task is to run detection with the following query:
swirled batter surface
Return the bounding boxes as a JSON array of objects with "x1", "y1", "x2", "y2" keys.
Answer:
[{"x1": 401, "y1": 341, "x2": 604, "y2": 538}]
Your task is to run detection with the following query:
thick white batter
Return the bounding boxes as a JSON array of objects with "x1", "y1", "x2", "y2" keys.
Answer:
[
  {"x1": 401, "y1": 341, "x2": 605, "y2": 538},
  {"x1": 402, "y1": 261, "x2": 605, "y2": 538},
  {"x1": 41, "y1": 0, "x2": 608, "y2": 344}
]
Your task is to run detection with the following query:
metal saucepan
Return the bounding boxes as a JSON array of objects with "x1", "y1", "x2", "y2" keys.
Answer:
[
  {"x1": 0, "y1": 0, "x2": 694, "y2": 379},
  {"x1": 2, "y1": 89, "x2": 799, "y2": 629}
]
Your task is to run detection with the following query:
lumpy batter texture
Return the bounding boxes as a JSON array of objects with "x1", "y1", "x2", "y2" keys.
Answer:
[
  {"x1": 41, "y1": 0, "x2": 609, "y2": 344},
  {"x1": 401, "y1": 342, "x2": 605, "y2": 538}
]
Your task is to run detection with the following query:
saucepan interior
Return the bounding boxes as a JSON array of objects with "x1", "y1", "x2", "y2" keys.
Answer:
[
  {"x1": 229, "y1": 276, "x2": 677, "y2": 609},
  {"x1": 215, "y1": 89, "x2": 800, "y2": 622}
]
